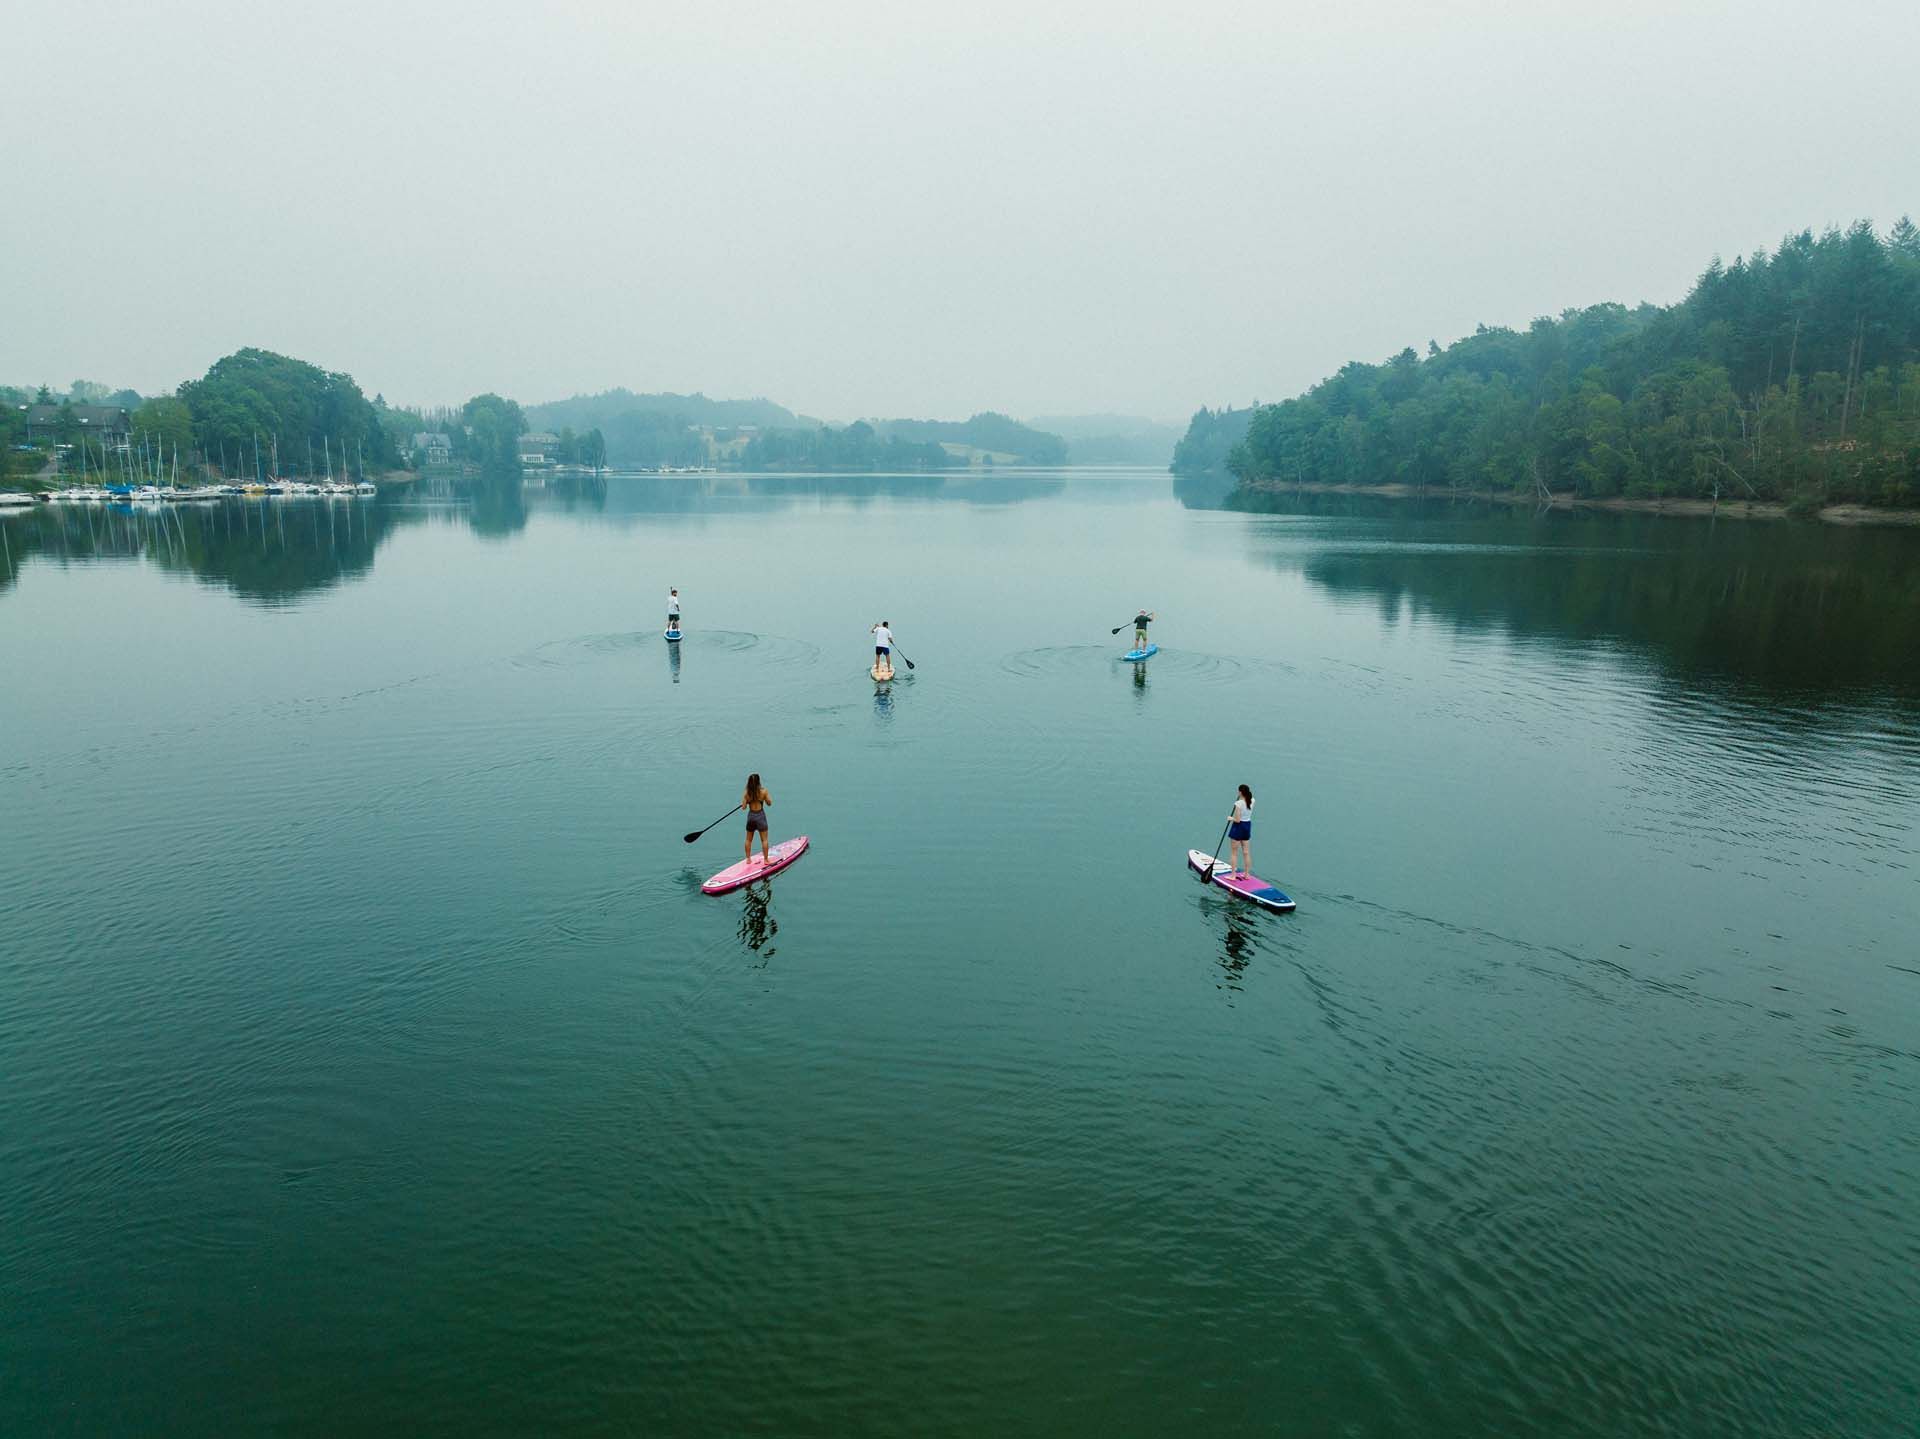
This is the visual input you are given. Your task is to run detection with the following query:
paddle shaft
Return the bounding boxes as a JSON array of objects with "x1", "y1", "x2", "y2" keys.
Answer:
[
  {"x1": 684, "y1": 804, "x2": 743, "y2": 843},
  {"x1": 1199, "y1": 822, "x2": 1231, "y2": 881},
  {"x1": 1112, "y1": 616, "x2": 1150, "y2": 635}
]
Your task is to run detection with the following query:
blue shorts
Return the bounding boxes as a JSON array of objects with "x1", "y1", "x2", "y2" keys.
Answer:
[
  {"x1": 876, "y1": 645, "x2": 890, "y2": 656},
  {"x1": 1229, "y1": 821, "x2": 1252, "y2": 841}
]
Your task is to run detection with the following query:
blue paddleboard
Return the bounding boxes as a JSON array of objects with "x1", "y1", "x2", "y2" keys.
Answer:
[
  {"x1": 665, "y1": 628, "x2": 682, "y2": 642},
  {"x1": 1124, "y1": 643, "x2": 1158, "y2": 662}
]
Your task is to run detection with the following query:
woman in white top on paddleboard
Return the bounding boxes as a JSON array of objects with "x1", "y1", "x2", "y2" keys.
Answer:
[
  {"x1": 1227, "y1": 784, "x2": 1255, "y2": 877},
  {"x1": 667, "y1": 587, "x2": 681, "y2": 633},
  {"x1": 871, "y1": 621, "x2": 895, "y2": 676}
]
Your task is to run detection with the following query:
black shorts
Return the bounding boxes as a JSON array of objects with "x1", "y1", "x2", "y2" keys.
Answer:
[
  {"x1": 746, "y1": 811, "x2": 768, "y2": 833},
  {"x1": 668, "y1": 613, "x2": 681, "y2": 626}
]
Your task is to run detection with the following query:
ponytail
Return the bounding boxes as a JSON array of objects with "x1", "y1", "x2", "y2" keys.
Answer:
[{"x1": 1238, "y1": 783, "x2": 1253, "y2": 806}]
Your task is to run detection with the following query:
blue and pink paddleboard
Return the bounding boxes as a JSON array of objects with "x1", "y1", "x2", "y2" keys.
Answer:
[
  {"x1": 702, "y1": 836, "x2": 809, "y2": 894},
  {"x1": 1186, "y1": 849, "x2": 1295, "y2": 912}
]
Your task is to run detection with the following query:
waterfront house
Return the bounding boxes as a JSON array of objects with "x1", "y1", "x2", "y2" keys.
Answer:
[
  {"x1": 22, "y1": 403, "x2": 132, "y2": 447},
  {"x1": 413, "y1": 431, "x2": 455, "y2": 467},
  {"x1": 517, "y1": 431, "x2": 559, "y2": 467}
]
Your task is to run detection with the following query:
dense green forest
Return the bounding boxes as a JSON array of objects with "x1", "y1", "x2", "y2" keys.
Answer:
[
  {"x1": 1202, "y1": 220, "x2": 1920, "y2": 508},
  {"x1": 179, "y1": 349, "x2": 396, "y2": 474},
  {"x1": 1170, "y1": 406, "x2": 1255, "y2": 475}
]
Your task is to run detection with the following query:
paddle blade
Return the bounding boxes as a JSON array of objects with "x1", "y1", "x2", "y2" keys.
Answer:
[
  {"x1": 682, "y1": 831, "x2": 702, "y2": 843},
  {"x1": 900, "y1": 655, "x2": 915, "y2": 670}
]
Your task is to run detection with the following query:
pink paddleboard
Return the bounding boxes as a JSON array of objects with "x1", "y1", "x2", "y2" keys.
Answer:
[
  {"x1": 702, "y1": 835, "x2": 810, "y2": 894},
  {"x1": 1186, "y1": 848, "x2": 1296, "y2": 913}
]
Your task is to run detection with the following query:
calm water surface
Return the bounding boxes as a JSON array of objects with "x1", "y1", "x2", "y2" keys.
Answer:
[{"x1": 3, "y1": 472, "x2": 1917, "y2": 1435}]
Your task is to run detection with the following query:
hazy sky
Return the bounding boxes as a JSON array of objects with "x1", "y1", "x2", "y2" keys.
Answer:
[{"x1": 4, "y1": 0, "x2": 1913, "y2": 423}]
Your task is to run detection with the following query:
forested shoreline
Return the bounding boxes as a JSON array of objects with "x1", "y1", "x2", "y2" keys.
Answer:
[
  {"x1": 6, "y1": 364, "x2": 1068, "y2": 483},
  {"x1": 1185, "y1": 220, "x2": 1920, "y2": 511}
]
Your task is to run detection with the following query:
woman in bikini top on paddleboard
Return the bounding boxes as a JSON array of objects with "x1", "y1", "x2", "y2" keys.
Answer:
[{"x1": 743, "y1": 773, "x2": 771, "y2": 865}]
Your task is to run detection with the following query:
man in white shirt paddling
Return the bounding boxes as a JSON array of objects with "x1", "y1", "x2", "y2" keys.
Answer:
[{"x1": 667, "y1": 587, "x2": 681, "y2": 634}]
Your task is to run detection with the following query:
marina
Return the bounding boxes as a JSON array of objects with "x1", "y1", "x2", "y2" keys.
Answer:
[{"x1": 12, "y1": 480, "x2": 379, "y2": 504}]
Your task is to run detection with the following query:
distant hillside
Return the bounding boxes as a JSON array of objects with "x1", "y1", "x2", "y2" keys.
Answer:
[
  {"x1": 1197, "y1": 219, "x2": 1920, "y2": 508},
  {"x1": 528, "y1": 389, "x2": 802, "y2": 430},
  {"x1": 740, "y1": 421, "x2": 954, "y2": 472},
  {"x1": 869, "y1": 412, "x2": 1066, "y2": 465},
  {"x1": 1170, "y1": 406, "x2": 1256, "y2": 475},
  {"x1": 525, "y1": 390, "x2": 807, "y2": 468},
  {"x1": 1029, "y1": 413, "x2": 1182, "y2": 465},
  {"x1": 519, "y1": 393, "x2": 1068, "y2": 470}
]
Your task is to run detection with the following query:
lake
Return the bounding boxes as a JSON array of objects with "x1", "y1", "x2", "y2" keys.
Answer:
[{"x1": 3, "y1": 471, "x2": 1917, "y2": 1436}]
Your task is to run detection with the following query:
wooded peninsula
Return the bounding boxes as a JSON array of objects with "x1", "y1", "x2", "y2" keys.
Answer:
[{"x1": 1176, "y1": 219, "x2": 1920, "y2": 513}]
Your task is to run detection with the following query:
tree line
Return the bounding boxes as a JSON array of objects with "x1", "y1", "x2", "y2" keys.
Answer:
[
  {"x1": 739, "y1": 421, "x2": 954, "y2": 471},
  {"x1": 2, "y1": 359, "x2": 577, "y2": 485},
  {"x1": 10, "y1": 361, "x2": 1072, "y2": 486},
  {"x1": 869, "y1": 412, "x2": 1068, "y2": 465},
  {"x1": 1170, "y1": 405, "x2": 1255, "y2": 476},
  {"x1": 1197, "y1": 219, "x2": 1920, "y2": 509}
]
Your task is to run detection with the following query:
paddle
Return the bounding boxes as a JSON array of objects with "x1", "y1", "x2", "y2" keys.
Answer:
[
  {"x1": 891, "y1": 644, "x2": 915, "y2": 671},
  {"x1": 683, "y1": 804, "x2": 742, "y2": 843},
  {"x1": 1198, "y1": 822, "x2": 1230, "y2": 883}
]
